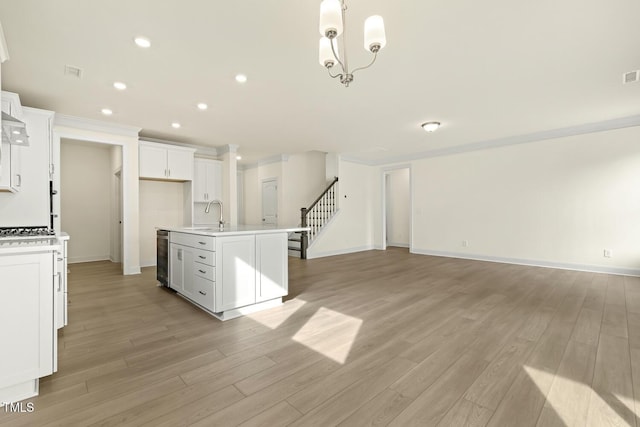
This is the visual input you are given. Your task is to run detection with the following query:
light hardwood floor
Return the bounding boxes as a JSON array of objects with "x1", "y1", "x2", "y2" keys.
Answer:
[{"x1": 1, "y1": 248, "x2": 639, "y2": 426}]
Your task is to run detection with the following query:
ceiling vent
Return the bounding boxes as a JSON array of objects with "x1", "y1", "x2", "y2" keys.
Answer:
[
  {"x1": 623, "y1": 70, "x2": 639, "y2": 84},
  {"x1": 64, "y1": 65, "x2": 83, "y2": 78}
]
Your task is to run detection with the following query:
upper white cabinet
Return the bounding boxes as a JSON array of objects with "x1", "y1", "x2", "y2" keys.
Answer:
[
  {"x1": 139, "y1": 140, "x2": 195, "y2": 181},
  {"x1": 0, "y1": 92, "x2": 24, "y2": 193},
  {"x1": 193, "y1": 158, "x2": 222, "y2": 202}
]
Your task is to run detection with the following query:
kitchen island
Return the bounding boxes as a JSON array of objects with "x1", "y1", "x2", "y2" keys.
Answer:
[{"x1": 164, "y1": 225, "x2": 307, "y2": 320}]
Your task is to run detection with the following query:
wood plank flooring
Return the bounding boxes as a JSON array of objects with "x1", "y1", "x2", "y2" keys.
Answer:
[{"x1": 1, "y1": 248, "x2": 639, "y2": 426}]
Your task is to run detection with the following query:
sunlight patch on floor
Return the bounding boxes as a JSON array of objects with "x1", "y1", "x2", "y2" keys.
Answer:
[
  {"x1": 292, "y1": 307, "x2": 362, "y2": 364},
  {"x1": 525, "y1": 365, "x2": 636, "y2": 426},
  {"x1": 246, "y1": 298, "x2": 307, "y2": 329}
]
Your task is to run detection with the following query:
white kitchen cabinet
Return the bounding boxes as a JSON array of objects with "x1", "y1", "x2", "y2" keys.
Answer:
[
  {"x1": 169, "y1": 243, "x2": 182, "y2": 291},
  {"x1": 170, "y1": 233, "x2": 216, "y2": 306},
  {"x1": 0, "y1": 252, "x2": 54, "y2": 403},
  {"x1": 139, "y1": 140, "x2": 195, "y2": 181},
  {"x1": 193, "y1": 158, "x2": 222, "y2": 202},
  {"x1": 215, "y1": 235, "x2": 256, "y2": 312},
  {"x1": 0, "y1": 92, "x2": 24, "y2": 193},
  {"x1": 54, "y1": 237, "x2": 69, "y2": 330},
  {"x1": 255, "y1": 233, "x2": 288, "y2": 303}
]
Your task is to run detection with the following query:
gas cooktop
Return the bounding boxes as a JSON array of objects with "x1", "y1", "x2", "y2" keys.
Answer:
[{"x1": 0, "y1": 226, "x2": 55, "y2": 240}]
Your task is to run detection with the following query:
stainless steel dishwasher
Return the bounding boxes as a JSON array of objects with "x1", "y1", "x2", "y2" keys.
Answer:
[{"x1": 156, "y1": 229, "x2": 169, "y2": 287}]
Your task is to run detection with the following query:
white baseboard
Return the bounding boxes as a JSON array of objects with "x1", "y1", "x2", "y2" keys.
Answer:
[
  {"x1": 387, "y1": 242, "x2": 410, "y2": 248},
  {"x1": 140, "y1": 260, "x2": 157, "y2": 268},
  {"x1": 307, "y1": 245, "x2": 375, "y2": 259},
  {"x1": 410, "y1": 248, "x2": 640, "y2": 277},
  {"x1": 68, "y1": 255, "x2": 110, "y2": 264}
]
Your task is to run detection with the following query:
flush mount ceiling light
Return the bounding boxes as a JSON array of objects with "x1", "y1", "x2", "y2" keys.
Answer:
[
  {"x1": 171, "y1": 122, "x2": 181, "y2": 129},
  {"x1": 421, "y1": 121, "x2": 440, "y2": 132},
  {"x1": 236, "y1": 155, "x2": 242, "y2": 160},
  {"x1": 113, "y1": 81, "x2": 127, "y2": 90},
  {"x1": 197, "y1": 103, "x2": 208, "y2": 110},
  {"x1": 134, "y1": 37, "x2": 151, "y2": 48},
  {"x1": 235, "y1": 74, "x2": 247, "y2": 83},
  {"x1": 101, "y1": 108, "x2": 113, "y2": 116},
  {"x1": 318, "y1": 0, "x2": 386, "y2": 87}
]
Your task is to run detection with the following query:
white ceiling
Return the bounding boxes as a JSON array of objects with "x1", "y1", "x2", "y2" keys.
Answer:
[{"x1": 1, "y1": 0, "x2": 639, "y2": 166}]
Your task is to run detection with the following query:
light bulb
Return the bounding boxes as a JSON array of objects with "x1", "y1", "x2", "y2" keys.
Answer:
[
  {"x1": 364, "y1": 15, "x2": 386, "y2": 52},
  {"x1": 319, "y1": 0, "x2": 343, "y2": 38}
]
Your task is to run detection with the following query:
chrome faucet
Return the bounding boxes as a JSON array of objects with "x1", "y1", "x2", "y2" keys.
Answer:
[{"x1": 204, "y1": 199, "x2": 224, "y2": 229}]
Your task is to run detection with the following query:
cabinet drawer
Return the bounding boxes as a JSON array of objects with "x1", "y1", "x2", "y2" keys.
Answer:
[
  {"x1": 193, "y1": 248, "x2": 215, "y2": 266},
  {"x1": 194, "y1": 262, "x2": 215, "y2": 281},
  {"x1": 192, "y1": 276, "x2": 215, "y2": 311},
  {"x1": 170, "y1": 232, "x2": 215, "y2": 251}
]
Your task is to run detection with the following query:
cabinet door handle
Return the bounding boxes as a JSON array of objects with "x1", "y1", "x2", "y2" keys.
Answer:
[
  {"x1": 168, "y1": 169, "x2": 171, "y2": 177},
  {"x1": 16, "y1": 174, "x2": 21, "y2": 187},
  {"x1": 177, "y1": 249, "x2": 182, "y2": 261},
  {"x1": 199, "y1": 290, "x2": 207, "y2": 295},
  {"x1": 198, "y1": 241, "x2": 206, "y2": 245},
  {"x1": 198, "y1": 255, "x2": 206, "y2": 259},
  {"x1": 198, "y1": 269, "x2": 206, "y2": 274},
  {"x1": 57, "y1": 272, "x2": 62, "y2": 292}
]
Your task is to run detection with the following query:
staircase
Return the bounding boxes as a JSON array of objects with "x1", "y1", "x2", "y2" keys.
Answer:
[{"x1": 288, "y1": 177, "x2": 339, "y2": 259}]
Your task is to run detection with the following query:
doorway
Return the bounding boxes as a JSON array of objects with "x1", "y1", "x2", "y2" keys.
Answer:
[
  {"x1": 60, "y1": 139, "x2": 123, "y2": 265},
  {"x1": 262, "y1": 178, "x2": 278, "y2": 225},
  {"x1": 382, "y1": 166, "x2": 411, "y2": 250}
]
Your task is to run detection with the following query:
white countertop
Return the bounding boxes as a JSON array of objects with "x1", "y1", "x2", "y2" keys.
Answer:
[
  {"x1": 0, "y1": 236, "x2": 63, "y2": 255},
  {"x1": 162, "y1": 224, "x2": 308, "y2": 237}
]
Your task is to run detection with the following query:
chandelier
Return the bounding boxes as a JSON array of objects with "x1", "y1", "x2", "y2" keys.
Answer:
[{"x1": 318, "y1": 0, "x2": 386, "y2": 87}]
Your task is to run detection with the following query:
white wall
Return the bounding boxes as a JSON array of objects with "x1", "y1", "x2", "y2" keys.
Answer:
[
  {"x1": 308, "y1": 158, "x2": 377, "y2": 258},
  {"x1": 139, "y1": 180, "x2": 186, "y2": 267},
  {"x1": 386, "y1": 168, "x2": 410, "y2": 247},
  {"x1": 61, "y1": 140, "x2": 112, "y2": 263},
  {"x1": 410, "y1": 126, "x2": 640, "y2": 274},
  {"x1": 242, "y1": 152, "x2": 327, "y2": 227},
  {"x1": 281, "y1": 151, "x2": 327, "y2": 226}
]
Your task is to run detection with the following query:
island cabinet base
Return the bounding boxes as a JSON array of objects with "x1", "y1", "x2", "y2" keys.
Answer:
[
  {"x1": 0, "y1": 379, "x2": 38, "y2": 405},
  {"x1": 179, "y1": 294, "x2": 283, "y2": 321},
  {"x1": 168, "y1": 229, "x2": 295, "y2": 321}
]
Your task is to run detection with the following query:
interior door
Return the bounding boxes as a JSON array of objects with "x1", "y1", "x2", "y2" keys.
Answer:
[{"x1": 261, "y1": 179, "x2": 278, "y2": 225}]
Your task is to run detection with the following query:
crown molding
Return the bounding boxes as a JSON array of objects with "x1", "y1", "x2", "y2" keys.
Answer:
[
  {"x1": 372, "y1": 115, "x2": 640, "y2": 166},
  {"x1": 341, "y1": 115, "x2": 640, "y2": 167},
  {"x1": 140, "y1": 136, "x2": 217, "y2": 156},
  {"x1": 217, "y1": 144, "x2": 239, "y2": 154},
  {"x1": 54, "y1": 114, "x2": 141, "y2": 138}
]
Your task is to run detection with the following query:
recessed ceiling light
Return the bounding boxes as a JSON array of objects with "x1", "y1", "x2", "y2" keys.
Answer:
[
  {"x1": 171, "y1": 122, "x2": 181, "y2": 129},
  {"x1": 235, "y1": 74, "x2": 248, "y2": 83},
  {"x1": 197, "y1": 103, "x2": 208, "y2": 110},
  {"x1": 134, "y1": 37, "x2": 151, "y2": 48},
  {"x1": 12, "y1": 130, "x2": 20, "y2": 135},
  {"x1": 421, "y1": 121, "x2": 440, "y2": 132},
  {"x1": 15, "y1": 139, "x2": 23, "y2": 144},
  {"x1": 101, "y1": 108, "x2": 113, "y2": 116},
  {"x1": 236, "y1": 155, "x2": 242, "y2": 160},
  {"x1": 113, "y1": 81, "x2": 127, "y2": 90}
]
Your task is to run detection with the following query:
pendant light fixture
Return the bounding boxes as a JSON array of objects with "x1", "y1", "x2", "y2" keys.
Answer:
[{"x1": 318, "y1": 0, "x2": 386, "y2": 87}]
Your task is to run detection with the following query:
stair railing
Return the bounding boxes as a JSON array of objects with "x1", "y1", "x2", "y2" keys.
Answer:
[{"x1": 300, "y1": 177, "x2": 339, "y2": 259}]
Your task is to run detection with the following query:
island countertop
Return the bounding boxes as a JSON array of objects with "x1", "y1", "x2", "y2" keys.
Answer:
[{"x1": 160, "y1": 224, "x2": 308, "y2": 237}]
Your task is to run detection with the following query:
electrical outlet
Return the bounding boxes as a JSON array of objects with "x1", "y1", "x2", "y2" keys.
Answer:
[
  {"x1": 604, "y1": 249, "x2": 612, "y2": 258},
  {"x1": 462, "y1": 240, "x2": 469, "y2": 247}
]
